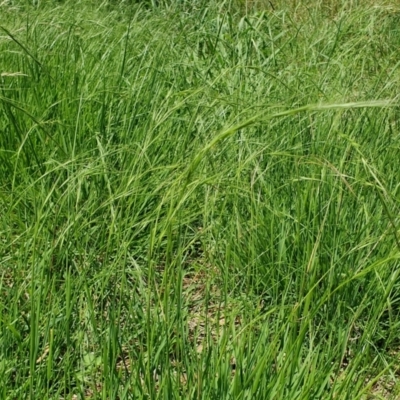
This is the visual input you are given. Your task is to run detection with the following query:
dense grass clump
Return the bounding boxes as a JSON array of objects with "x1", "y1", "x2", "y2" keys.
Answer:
[{"x1": 1, "y1": 0, "x2": 400, "y2": 398}]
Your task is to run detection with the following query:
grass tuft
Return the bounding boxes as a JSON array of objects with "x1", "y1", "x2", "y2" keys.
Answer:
[{"x1": 1, "y1": 0, "x2": 400, "y2": 398}]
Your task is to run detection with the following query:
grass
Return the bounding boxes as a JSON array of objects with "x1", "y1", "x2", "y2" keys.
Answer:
[{"x1": 1, "y1": 0, "x2": 400, "y2": 398}]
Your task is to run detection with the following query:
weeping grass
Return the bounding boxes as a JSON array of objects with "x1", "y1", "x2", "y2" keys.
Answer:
[{"x1": 1, "y1": 0, "x2": 400, "y2": 398}]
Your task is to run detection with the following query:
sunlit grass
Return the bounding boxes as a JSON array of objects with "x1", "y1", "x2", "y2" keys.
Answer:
[{"x1": 1, "y1": 0, "x2": 400, "y2": 398}]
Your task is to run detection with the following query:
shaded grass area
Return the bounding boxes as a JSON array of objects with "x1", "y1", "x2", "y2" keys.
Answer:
[{"x1": 1, "y1": 0, "x2": 400, "y2": 398}]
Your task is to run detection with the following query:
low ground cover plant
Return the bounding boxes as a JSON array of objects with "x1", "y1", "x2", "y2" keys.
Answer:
[{"x1": 0, "y1": 0, "x2": 399, "y2": 398}]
